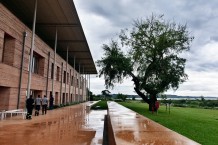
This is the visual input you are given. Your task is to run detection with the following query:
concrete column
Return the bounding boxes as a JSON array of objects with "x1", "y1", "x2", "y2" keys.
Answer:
[
  {"x1": 27, "y1": 0, "x2": 37, "y2": 99},
  {"x1": 81, "y1": 66, "x2": 84, "y2": 101},
  {"x1": 85, "y1": 73, "x2": 87, "y2": 101},
  {"x1": 60, "y1": 62, "x2": 63, "y2": 105},
  {"x1": 46, "y1": 52, "x2": 50, "y2": 98},
  {"x1": 65, "y1": 47, "x2": 68, "y2": 104},
  {"x1": 17, "y1": 32, "x2": 27, "y2": 109},
  {"x1": 86, "y1": 75, "x2": 87, "y2": 101},
  {"x1": 69, "y1": 69, "x2": 71, "y2": 103},
  {"x1": 52, "y1": 28, "x2": 57, "y2": 97},
  {"x1": 89, "y1": 74, "x2": 90, "y2": 101},
  {"x1": 79, "y1": 64, "x2": 80, "y2": 102},
  {"x1": 74, "y1": 56, "x2": 76, "y2": 102}
]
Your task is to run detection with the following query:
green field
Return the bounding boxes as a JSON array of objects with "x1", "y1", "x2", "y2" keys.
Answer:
[
  {"x1": 91, "y1": 100, "x2": 108, "y2": 110},
  {"x1": 119, "y1": 101, "x2": 218, "y2": 145}
]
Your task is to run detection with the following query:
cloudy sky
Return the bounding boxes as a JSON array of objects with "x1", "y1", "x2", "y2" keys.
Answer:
[{"x1": 74, "y1": 0, "x2": 218, "y2": 97}]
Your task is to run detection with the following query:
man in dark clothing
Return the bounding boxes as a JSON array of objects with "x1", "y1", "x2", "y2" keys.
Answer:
[{"x1": 26, "y1": 95, "x2": 34, "y2": 120}]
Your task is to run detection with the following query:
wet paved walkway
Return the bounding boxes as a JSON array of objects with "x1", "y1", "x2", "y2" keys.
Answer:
[
  {"x1": 107, "y1": 101, "x2": 200, "y2": 145},
  {"x1": 0, "y1": 102, "x2": 107, "y2": 145},
  {"x1": 1, "y1": 101, "x2": 201, "y2": 145}
]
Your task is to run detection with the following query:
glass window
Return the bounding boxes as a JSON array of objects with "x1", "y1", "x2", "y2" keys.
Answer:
[
  {"x1": 56, "y1": 66, "x2": 60, "y2": 81},
  {"x1": 71, "y1": 76, "x2": 74, "y2": 86},
  {"x1": 67, "y1": 73, "x2": 69, "y2": 84},
  {"x1": 51, "y1": 63, "x2": 54, "y2": 79},
  {"x1": 32, "y1": 53, "x2": 39, "y2": 74},
  {"x1": 63, "y1": 71, "x2": 66, "y2": 83}
]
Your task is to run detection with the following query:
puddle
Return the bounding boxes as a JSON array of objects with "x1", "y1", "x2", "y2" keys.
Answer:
[{"x1": 0, "y1": 103, "x2": 107, "y2": 145}]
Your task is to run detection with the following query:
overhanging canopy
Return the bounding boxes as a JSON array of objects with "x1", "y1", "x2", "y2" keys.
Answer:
[{"x1": 1, "y1": 0, "x2": 97, "y2": 74}]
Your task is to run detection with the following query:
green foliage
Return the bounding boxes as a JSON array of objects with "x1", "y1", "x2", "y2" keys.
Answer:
[
  {"x1": 101, "y1": 89, "x2": 111, "y2": 100},
  {"x1": 102, "y1": 89, "x2": 111, "y2": 95},
  {"x1": 119, "y1": 101, "x2": 218, "y2": 145},
  {"x1": 92, "y1": 95, "x2": 104, "y2": 101},
  {"x1": 97, "y1": 14, "x2": 193, "y2": 103},
  {"x1": 91, "y1": 101, "x2": 108, "y2": 110},
  {"x1": 114, "y1": 99, "x2": 123, "y2": 102},
  {"x1": 116, "y1": 93, "x2": 127, "y2": 101},
  {"x1": 200, "y1": 96, "x2": 205, "y2": 102},
  {"x1": 160, "y1": 94, "x2": 167, "y2": 100},
  {"x1": 87, "y1": 89, "x2": 104, "y2": 101},
  {"x1": 53, "y1": 105, "x2": 60, "y2": 109},
  {"x1": 96, "y1": 41, "x2": 132, "y2": 89},
  {"x1": 87, "y1": 89, "x2": 94, "y2": 101}
]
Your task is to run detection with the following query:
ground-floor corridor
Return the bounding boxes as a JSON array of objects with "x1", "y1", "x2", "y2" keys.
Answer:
[{"x1": 0, "y1": 102, "x2": 107, "y2": 145}]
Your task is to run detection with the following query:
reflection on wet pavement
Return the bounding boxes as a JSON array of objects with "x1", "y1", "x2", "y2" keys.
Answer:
[
  {"x1": 107, "y1": 101, "x2": 200, "y2": 145},
  {"x1": 0, "y1": 101, "x2": 201, "y2": 145},
  {"x1": 0, "y1": 102, "x2": 107, "y2": 145}
]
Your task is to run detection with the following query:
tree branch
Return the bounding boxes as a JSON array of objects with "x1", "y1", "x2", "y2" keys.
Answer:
[{"x1": 129, "y1": 72, "x2": 149, "y2": 103}]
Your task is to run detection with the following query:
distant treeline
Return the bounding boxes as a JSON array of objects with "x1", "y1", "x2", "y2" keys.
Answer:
[
  {"x1": 160, "y1": 98, "x2": 218, "y2": 109},
  {"x1": 112, "y1": 94, "x2": 218, "y2": 100},
  {"x1": 91, "y1": 93, "x2": 218, "y2": 109}
]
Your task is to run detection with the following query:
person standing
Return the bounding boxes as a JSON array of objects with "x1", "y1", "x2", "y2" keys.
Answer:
[
  {"x1": 26, "y1": 95, "x2": 34, "y2": 120},
  {"x1": 35, "y1": 95, "x2": 42, "y2": 116},
  {"x1": 42, "y1": 95, "x2": 48, "y2": 115},
  {"x1": 49, "y1": 94, "x2": 54, "y2": 110}
]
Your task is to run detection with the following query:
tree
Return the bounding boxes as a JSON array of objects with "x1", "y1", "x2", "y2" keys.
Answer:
[
  {"x1": 87, "y1": 89, "x2": 93, "y2": 101},
  {"x1": 160, "y1": 94, "x2": 168, "y2": 111},
  {"x1": 101, "y1": 89, "x2": 111, "y2": 100},
  {"x1": 160, "y1": 94, "x2": 167, "y2": 100},
  {"x1": 200, "y1": 96, "x2": 205, "y2": 102},
  {"x1": 97, "y1": 14, "x2": 193, "y2": 111},
  {"x1": 116, "y1": 93, "x2": 127, "y2": 101}
]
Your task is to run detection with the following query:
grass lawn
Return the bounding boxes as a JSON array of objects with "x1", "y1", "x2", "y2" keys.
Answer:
[
  {"x1": 91, "y1": 100, "x2": 108, "y2": 110},
  {"x1": 119, "y1": 101, "x2": 218, "y2": 145}
]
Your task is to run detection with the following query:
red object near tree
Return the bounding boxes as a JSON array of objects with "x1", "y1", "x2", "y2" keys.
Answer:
[{"x1": 155, "y1": 101, "x2": 160, "y2": 110}]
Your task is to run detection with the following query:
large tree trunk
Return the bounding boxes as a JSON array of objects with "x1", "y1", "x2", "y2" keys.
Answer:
[
  {"x1": 134, "y1": 87, "x2": 157, "y2": 112},
  {"x1": 134, "y1": 87, "x2": 149, "y2": 103},
  {"x1": 134, "y1": 85, "x2": 158, "y2": 112},
  {"x1": 130, "y1": 72, "x2": 158, "y2": 112},
  {"x1": 131, "y1": 73, "x2": 149, "y2": 103},
  {"x1": 148, "y1": 94, "x2": 157, "y2": 112}
]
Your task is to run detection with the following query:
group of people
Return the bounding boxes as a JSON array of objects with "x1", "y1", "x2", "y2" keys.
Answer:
[{"x1": 26, "y1": 94, "x2": 54, "y2": 120}]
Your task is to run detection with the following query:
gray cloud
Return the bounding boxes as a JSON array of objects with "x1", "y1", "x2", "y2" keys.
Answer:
[{"x1": 75, "y1": 0, "x2": 218, "y2": 96}]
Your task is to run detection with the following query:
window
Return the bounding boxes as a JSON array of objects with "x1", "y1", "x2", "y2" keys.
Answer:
[
  {"x1": 63, "y1": 71, "x2": 66, "y2": 83},
  {"x1": 27, "y1": 51, "x2": 44, "y2": 75},
  {"x1": 51, "y1": 63, "x2": 54, "y2": 79},
  {"x1": 67, "y1": 73, "x2": 69, "y2": 84},
  {"x1": 80, "y1": 77, "x2": 83, "y2": 89},
  {"x1": 62, "y1": 93, "x2": 65, "y2": 104},
  {"x1": 56, "y1": 66, "x2": 60, "y2": 81},
  {"x1": 2, "y1": 33, "x2": 15, "y2": 65},
  {"x1": 70, "y1": 94, "x2": 72, "y2": 102},
  {"x1": 71, "y1": 76, "x2": 74, "y2": 86},
  {"x1": 77, "y1": 78, "x2": 79, "y2": 87},
  {"x1": 31, "y1": 52, "x2": 39, "y2": 74}
]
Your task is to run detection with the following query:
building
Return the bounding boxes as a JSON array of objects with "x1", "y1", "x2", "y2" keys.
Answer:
[{"x1": 0, "y1": 0, "x2": 97, "y2": 110}]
